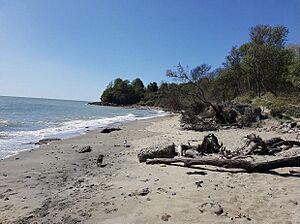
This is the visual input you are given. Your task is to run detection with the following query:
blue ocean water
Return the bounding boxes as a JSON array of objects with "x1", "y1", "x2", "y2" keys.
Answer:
[{"x1": 0, "y1": 96, "x2": 166, "y2": 159}]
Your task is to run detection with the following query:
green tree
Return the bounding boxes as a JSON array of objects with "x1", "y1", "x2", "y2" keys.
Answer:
[
  {"x1": 131, "y1": 78, "x2": 145, "y2": 101},
  {"x1": 288, "y1": 57, "x2": 300, "y2": 91},
  {"x1": 241, "y1": 25, "x2": 292, "y2": 97},
  {"x1": 147, "y1": 82, "x2": 158, "y2": 92},
  {"x1": 223, "y1": 46, "x2": 246, "y2": 96},
  {"x1": 101, "y1": 78, "x2": 139, "y2": 105},
  {"x1": 166, "y1": 63, "x2": 212, "y2": 106}
]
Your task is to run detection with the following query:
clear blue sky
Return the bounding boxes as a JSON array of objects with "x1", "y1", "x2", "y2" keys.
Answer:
[{"x1": 0, "y1": 0, "x2": 299, "y2": 101}]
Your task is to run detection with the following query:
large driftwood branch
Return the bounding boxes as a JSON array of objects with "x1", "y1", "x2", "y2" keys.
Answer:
[
  {"x1": 146, "y1": 156, "x2": 300, "y2": 172},
  {"x1": 220, "y1": 134, "x2": 300, "y2": 159}
]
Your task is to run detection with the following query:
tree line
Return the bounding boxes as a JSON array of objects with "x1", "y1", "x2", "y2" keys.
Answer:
[
  {"x1": 100, "y1": 24, "x2": 300, "y2": 115},
  {"x1": 101, "y1": 78, "x2": 159, "y2": 106}
]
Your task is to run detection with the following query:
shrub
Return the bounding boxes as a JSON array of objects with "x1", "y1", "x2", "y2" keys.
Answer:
[{"x1": 270, "y1": 107, "x2": 284, "y2": 118}]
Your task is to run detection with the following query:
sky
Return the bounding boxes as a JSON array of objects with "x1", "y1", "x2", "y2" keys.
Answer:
[{"x1": 0, "y1": 0, "x2": 299, "y2": 101}]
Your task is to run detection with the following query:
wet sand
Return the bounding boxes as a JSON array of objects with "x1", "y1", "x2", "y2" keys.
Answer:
[{"x1": 0, "y1": 115, "x2": 299, "y2": 224}]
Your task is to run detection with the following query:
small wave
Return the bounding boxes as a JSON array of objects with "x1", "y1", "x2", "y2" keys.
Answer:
[
  {"x1": 0, "y1": 133, "x2": 10, "y2": 139},
  {"x1": 0, "y1": 111, "x2": 167, "y2": 159},
  {"x1": 3, "y1": 113, "x2": 137, "y2": 139},
  {"x1": 0, "y1": 119, "x2": 17, "y2": 128}
]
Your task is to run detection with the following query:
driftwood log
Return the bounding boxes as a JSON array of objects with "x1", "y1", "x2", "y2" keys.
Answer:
[
  {"x1": 146, "y1": 156, "x2": 300, "y2": 172},
  {"x1": 221, "y1": 134, "x2": 300, "y2": 159},
  {"x1": 137, "y1": 143, "x2": 176, "y2": 162},
  {"x1": 139, "y1": 133, "x2": 300, "y2": 172},
  {"x1": 179, "y1": 133, "x2": 222, "y2": 156},
  {"x1": 200, "y1": 134, "x2": 222, "y2": 154}
]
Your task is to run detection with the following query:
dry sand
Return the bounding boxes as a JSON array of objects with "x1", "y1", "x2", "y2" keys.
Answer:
[{"x1": 0, "y1": 115, "x2": 299, "y2": 224}]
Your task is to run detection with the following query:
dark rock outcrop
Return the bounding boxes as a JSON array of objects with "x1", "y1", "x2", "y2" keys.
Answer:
[{"x1": 88, "y1": 102, "x2": 118, "y2": 107}]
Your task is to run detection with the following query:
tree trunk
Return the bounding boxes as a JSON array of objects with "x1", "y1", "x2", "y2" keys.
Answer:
[{"x1": 145, "y1": 156, "x2": 300, "y2": 173}]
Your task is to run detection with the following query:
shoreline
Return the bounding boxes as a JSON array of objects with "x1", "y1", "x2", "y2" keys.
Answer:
[
  {"x1": 0, "y1": 115, "x2": 299, "y2": 223},
  {"x1": 0, "y1": 116, "x2": 167, "y2": 166},
  {"x1": 87, "y1": 101, "x2": 168, "y2": 112},
  {"x1": 0, "y1": 110, "x2": 170, "y2": 161}
]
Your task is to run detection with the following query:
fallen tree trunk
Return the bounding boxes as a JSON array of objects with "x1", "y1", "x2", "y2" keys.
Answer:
[
  {"x1": 146, "y1": 156, "x2": 300, "y2": 172},
  {"x1": 137, "y1": 143, "x2": 176, "y2": 163},
  {"x1": 220, "y1": 134, "x2": 300, "y2": 158},
  {"x1": 180, "y1": 102, "x2": 264, "y2": 131}
]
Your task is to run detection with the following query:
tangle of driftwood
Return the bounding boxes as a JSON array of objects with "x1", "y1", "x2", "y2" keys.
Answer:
[{"x1": 144, "y1": 134, "x2": 300, "y2": 172}]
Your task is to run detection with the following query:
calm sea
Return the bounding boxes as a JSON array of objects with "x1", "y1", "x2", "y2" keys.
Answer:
[{"x1": 0, "y1": 96, "x2": 166, "y2": 159}]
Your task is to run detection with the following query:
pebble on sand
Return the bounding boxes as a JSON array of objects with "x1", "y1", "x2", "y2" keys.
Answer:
[{"x1": 161, "y1": 213, "x2": 171, "y2": 221}]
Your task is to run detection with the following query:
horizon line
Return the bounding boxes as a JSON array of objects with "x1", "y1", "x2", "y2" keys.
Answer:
[{"x1": 0, "y1": 95, "x2": 93, "y2": 103}]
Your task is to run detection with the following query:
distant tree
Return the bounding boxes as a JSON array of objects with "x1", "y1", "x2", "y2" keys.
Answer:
[
  {"x1": 157, "y1": 83, "x2": 185, "y2": 110},
  {"x1": 101, "y1": 78, "x2": 139, "y2": 105},
  {"x1": 131, "y1": 78, "x2": 145, "y2": 101},
  {"x1": 99, "y1": 24, "x2": 300, "y2": 114},
  {"x1": 222, "y1": 46, "x2": 247, "y2": 96},
  {"x1": 147, "y1": 82, "x2": 158, "y2": 92},
  {"x1": 249, "y1": 25, "x2": 288, "y2": 48},
  {"x1": 288, "y1": 57, "x2": 300, "y2": 91},
  {"x1": 113, "y1": 78, "x2": 124, "y2": 88},
  {"x1": 212, "y1": 68, "x2": 239, "y2": 101},
  {"x1": 166, "y1": 63, "x2": 235, "y2": 123},
  {"x1": 131, "y1": 78, "x2": 144, "y2": 91},
  {"x1": 287, "y1": 44, "x2": 300, "y2": 57},
  {"x1": 241, "y1": 25, "x2": 292, "y2": 97},
  {"x1": 101, "y1": 87, "x2": 115, "y2": 103},
  {"x1": 166, "y1": 63, "x2": 212, "y2": 106}
]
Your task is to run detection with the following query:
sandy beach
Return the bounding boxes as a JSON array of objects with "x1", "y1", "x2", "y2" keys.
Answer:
[{"x1": 0, "y1": 115, "x2": 299, "y2": 224}]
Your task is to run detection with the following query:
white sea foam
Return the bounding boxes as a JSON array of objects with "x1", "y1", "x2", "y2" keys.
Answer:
[
  {"x1": 0, "y1": 111, "x2": 168, "y2": 159},
  {"x1": 0, "y1": 119, "x2": 17, "y2": 128}
]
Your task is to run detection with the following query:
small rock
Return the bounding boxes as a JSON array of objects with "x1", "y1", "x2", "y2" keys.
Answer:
[
  {"x1": 195, "y1": 181, "x2": 204, "y2": 188},
  {"x1": 136, "y1": 188, "x2": 150, "y2": 196},
  {"x1": 214, "y1": 206, "x2": 224, "y2": 215},
  {"x1": 186, "y1": 171, "x2": 207, "y2": 175},
  {"x1": 161, "y1": 213, "x2": 171, "y2": 222},
  {"x1": 101, "y1": 128, "x2": 121, "y2": 133},
  {"x1": 78, "y1": 178, "x2": 85, "y2": 183},
  {"x1": 97, "y1": 154, "x2": 104, "y2": 167},
  {"x1": 199, "y1": 202, "x2": 223, "y2": 216},
  {"x1": 77, "y1": 146, "x2": 92, "y2": 153},
  {"x1": 140, "y1": 179, "x2": 149, "y2": 182},
  {"x1": 288, "y1": 200, "x2": 298, "y2": 205},
  {"x1": 35, "y1": 138, "x2": 61, "y2": 145}
]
